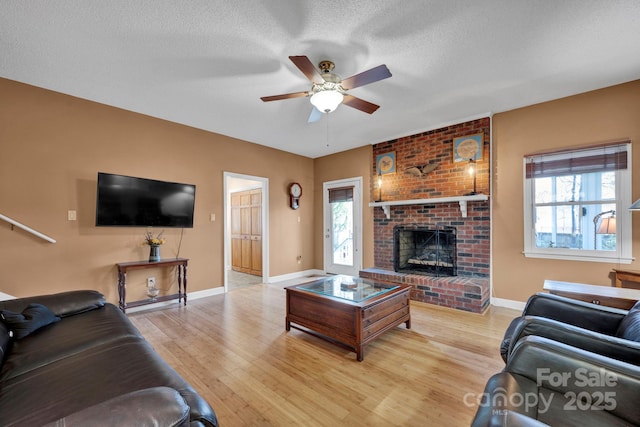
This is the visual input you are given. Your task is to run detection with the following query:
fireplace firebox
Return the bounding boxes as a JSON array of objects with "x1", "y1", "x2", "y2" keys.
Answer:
[{"x1": 394, "y1": 226, "x2": 457, "y2": 277}]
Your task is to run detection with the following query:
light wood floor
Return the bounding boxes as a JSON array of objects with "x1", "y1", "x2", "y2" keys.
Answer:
[
  {"x1": 227, "y1": 270, "x2": 263, "y2": 291},
  {"x1": 128, "y1": 280, "x2": 519, "y2": 426}
]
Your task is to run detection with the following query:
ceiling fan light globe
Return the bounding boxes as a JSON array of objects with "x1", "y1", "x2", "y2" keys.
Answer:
[{"x1": 310, "y1": 90, "x2": 343, "y2": 113}]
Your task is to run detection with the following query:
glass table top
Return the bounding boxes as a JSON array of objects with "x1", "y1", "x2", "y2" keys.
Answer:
[{"x1": 297, "y1": 275, "x2": 399, "y2": 302}]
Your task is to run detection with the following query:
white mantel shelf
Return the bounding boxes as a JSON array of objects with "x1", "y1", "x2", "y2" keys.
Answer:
[{"x1": 368, "y1": 194, "x2": 489, "y2": 219}]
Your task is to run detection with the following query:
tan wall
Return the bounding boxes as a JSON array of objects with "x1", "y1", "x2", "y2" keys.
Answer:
[
  {"x1": 492, "y1": 80, "x2": 640, "y2": 302},
  {"x1": 0, "y1": 78, "x2": 314, "y2": 303},
  {"x1": 313, "y1": 145, "x2": 374, "y2": 270},
  {"x1": 4, "y1": 76, "x2": 639, "y2": 306}
]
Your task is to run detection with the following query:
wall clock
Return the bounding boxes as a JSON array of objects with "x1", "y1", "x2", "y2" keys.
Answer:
[{"x1": 289, "y1": 182, "x2": 302, "y2": 210}]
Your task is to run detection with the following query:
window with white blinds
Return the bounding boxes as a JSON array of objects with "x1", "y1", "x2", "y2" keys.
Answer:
[{"x1": 523, "y1": 141, "x2": 632, "y2": 263}]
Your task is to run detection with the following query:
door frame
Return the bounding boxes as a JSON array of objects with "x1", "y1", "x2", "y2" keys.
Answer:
[
  {"x1": 223, "y1": 172, "x2": 269, "y2": 291},
  {"x1": 323, "y1": 177, "x2": 363, "y2": 276}
]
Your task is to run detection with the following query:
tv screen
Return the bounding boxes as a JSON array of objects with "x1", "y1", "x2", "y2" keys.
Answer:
[{"x1": 95, "y1": 172, "x2": 195, "y2": 228}]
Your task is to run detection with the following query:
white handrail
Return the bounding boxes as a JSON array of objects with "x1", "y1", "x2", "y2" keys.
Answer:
[{"x1": 0, "y1": 213, "x2": 56, "y2": 243}]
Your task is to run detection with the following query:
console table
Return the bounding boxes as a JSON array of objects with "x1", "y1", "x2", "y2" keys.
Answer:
[
  {"x1": 543, "y1": 279, "x2": 640, "y2": 310},
  {"x1": 612, "y1": 269, "x2": 640, "y2": 288},
  {"x1": 116, "y1": 258, "x2": 188, "y2": 313}
]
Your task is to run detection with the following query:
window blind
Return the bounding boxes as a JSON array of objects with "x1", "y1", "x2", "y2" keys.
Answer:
[
  {"x1": 329, "y1": 186, "x2": 354, "y2": 203},
  {"x1": 525, "y1": 141, "x2": 629, "y2": 179}
]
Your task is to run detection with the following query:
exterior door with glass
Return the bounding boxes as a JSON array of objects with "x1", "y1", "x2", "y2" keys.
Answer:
[{"x1": 323, "y1": 178, "x2": 362, "y2": 276}]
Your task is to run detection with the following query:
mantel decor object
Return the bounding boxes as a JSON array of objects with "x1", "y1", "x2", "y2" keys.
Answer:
[{"x1": 466, "y1": 159, "x2": 477, "y2": 196}]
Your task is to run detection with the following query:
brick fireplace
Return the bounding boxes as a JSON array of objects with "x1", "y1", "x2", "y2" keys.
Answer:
[{"x1": 361, "y1": 118, "x2": 491, "y2": 313}]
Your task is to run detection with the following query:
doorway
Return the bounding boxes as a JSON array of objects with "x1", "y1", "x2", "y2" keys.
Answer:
[
  {"x1": 323, "y1": 177, "x2": 363, "y2": 276},
  {"x1": 224, "y1": 172, "x2": 269, "y2": 291}
]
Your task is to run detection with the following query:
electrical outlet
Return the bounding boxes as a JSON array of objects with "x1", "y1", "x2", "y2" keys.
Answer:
[{"x1": 147, "y1": 277, "x2": 156, "y2": 288}]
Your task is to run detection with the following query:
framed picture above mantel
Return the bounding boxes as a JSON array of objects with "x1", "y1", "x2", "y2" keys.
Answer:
[
  {"x1": 453, "y1": 133, "x2": 483, "y2": 162},
  {"x1": 376, "y1": 151, "x2": 396, "y2": 175}
]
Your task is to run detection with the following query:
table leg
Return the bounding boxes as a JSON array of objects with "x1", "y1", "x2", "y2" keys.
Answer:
[
  {"x1": 178, "y1": 264, "x2": 183, "y2": 303},
  {"x1": 356, "y1": 345, "x2": 364, "y2": 362},
  {"x1": 285, "y1": 291, "x2": 290, "y2": 331},
  {"x1": 182, "y1": 264, "x2": 188, "y2": 306},
  {"x1": 118, "y1": 270, "x2": 126, "y2": 313}
]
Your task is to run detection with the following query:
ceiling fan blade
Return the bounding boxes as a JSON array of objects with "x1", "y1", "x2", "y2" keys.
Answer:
[
  {"x1": 308, "y1": 107, "x2": 323, "y2": 123},
  {"x1": 260, "y1": 91, "x2": 309, "y2": 102},
  {"x1": 289, "y1": 55, "x2": 324, "y2": 84},
  {"x1": 342, "y1": 95, "x2": 380, "y2": 114},
  {"x1": 340, "y1": 64, "x2": 392, "y2": 90}
]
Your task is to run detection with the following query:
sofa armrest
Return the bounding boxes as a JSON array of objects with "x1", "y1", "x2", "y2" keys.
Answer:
[
  {"x1": 522, "y1": 293, "x2": 627, "y2": 335},
  {"x1": 470, "y1": 372, "x2": 540, "y2": 427},
  {"x1": 0, "y1": 290, "x2": 105, "y2": 318},
  {"x1": 508, "y1": 336, "x2": 640, "y2": 423},
  {"x1": 505, "y1": 316, "x2": 640, "y2": 365},
  {"x1": 43, "y1": 387, "x2": 190, "y2": 427},
  {"x1": 474, "y1": 336, "x2": 640, "y2": 426}
]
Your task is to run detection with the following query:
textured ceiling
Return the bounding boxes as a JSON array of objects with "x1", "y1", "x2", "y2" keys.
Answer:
[{"x1": 2, "y1": 1, "x2": 640, "y2": 158}]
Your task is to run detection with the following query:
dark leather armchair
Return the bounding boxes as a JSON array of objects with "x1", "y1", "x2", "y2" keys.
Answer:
[
  {"x1": 471, "y1": 335, "x2": 640, "y2": 426},
  {"x1": 500, "y1": 293, "x2": 640, "y2": 364}
]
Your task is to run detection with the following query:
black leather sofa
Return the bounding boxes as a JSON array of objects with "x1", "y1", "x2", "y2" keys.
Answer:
[{"x1": 0, "y1": 290, "x2": 218, "y2": 426}]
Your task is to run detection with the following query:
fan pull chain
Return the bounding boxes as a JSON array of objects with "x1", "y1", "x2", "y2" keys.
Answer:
[{"x1": 325, "y1": 113, "x2": 330, "y2": 148}]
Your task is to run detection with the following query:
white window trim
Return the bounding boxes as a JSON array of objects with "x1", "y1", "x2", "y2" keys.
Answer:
[{"x1": 523, "y1": 144, "x2": 634, "y2": 264}]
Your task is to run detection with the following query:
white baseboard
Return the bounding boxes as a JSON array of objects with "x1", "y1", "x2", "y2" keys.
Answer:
[
  {"x1": 267, "y1": 269, "x2": 325, "y2": 284},
  {"x1": 491, "y1": 297, "x2": 526, "y2": 311},
  {"x1": 188, "y1": 286, "x2": 225, "y2": 300},
  {"x1": 126, "y1": 286, "x2": 225, "y2": 314}
]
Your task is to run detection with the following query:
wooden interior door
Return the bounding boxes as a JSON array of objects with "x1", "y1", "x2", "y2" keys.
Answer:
[
  {"x1": 250, "y1": 191, "x2": 262, "y2": 275},
  {"x1": 231, "y1": 193, "x2": 242, "y2": 272},
  {"x1": 230, "y1": 188, "x2": 262, "y2": 276}
]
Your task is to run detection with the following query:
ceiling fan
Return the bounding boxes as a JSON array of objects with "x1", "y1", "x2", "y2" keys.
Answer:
[{"x1": 261, "y1": 55, "x2": 392, "y2": 123}]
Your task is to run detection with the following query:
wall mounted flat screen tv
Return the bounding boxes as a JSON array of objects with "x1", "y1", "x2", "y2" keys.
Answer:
[{"x1": 96, "y1": 172, "x2": 195, "y2": 228}]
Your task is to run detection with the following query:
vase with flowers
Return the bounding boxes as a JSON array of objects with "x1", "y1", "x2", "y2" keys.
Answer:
[{"x1": 142, "y1": 231, "x2": 165, "y2": 262}]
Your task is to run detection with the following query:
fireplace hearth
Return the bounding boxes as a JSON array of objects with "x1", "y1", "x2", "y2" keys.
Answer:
[{"x1": 394, "y1": 226, "x2": 456, "y2": 277}]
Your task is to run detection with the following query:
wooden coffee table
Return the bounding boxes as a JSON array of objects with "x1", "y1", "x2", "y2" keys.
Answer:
[{"x1": 285, "y1": 275, "x2": 411, "y2": 361}]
